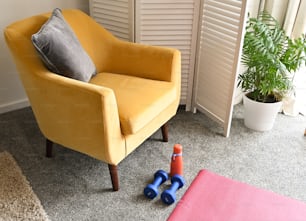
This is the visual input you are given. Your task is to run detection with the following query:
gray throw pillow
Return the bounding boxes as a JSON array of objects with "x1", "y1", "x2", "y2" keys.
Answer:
[{"x1": 32, "y1": 8, "x2": 96, "y2": 82}]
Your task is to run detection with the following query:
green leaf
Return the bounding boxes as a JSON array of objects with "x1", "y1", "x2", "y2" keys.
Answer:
[{"x1": 238, "y1": 11, "x2": 306, "y2": 102}]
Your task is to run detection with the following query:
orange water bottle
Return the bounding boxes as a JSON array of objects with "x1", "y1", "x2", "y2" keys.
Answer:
[{"x1": 170, "y1": 144, "x2": 183, "y2": 177}]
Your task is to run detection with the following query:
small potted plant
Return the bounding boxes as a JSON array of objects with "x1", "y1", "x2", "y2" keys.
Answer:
[{"x1": 238, "y1": 11, "x2": 306, "y2": 131}]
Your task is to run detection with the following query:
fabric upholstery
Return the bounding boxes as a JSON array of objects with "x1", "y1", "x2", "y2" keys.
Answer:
[
  {"x1": 32, "y1": 8, "x2": 96, "y2": 82},
  {"x1": 90, "y1": 73, "x2": 176, "y2": 135},
  {"x1": 4, "y1": 9, "x2": 181, "y2": 167}
]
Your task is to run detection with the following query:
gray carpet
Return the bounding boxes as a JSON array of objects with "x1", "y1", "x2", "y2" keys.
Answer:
[{"x1": 0, "y1": 105, "x2": 305, "y2": 221}]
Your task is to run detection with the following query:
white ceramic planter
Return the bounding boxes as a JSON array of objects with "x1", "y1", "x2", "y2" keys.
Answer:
[{"x1": 243, "y1": 94, "x2": 282, "y2": 131}]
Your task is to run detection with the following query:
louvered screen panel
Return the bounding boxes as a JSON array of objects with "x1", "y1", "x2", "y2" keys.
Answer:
[
  {"x1": 89, "y1": 0, "x2": 134, "y2": 41},
  {"x1": 135, "y1": 0, "x2": 200, "y2": 106},
  {"x1": 193, "y1": 0, "x2": 247, "y2": 137}
]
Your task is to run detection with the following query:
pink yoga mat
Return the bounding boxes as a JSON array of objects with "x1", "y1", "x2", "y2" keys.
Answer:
[{"x1": 168, "y1": 170, "x2": 306, "y2": 221}]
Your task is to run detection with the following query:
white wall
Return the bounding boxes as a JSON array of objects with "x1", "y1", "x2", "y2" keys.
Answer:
[
  {"x1": 234, "y1": 0, "x2": 261, "y2": 105},
  {"x1": 0, "y1": 0, "x2": 89, "y2": 114}
]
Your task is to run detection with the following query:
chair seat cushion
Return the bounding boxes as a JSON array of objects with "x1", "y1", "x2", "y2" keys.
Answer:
[{"x1": 90, "y1": 73, "x2": 176, "y2": 135}]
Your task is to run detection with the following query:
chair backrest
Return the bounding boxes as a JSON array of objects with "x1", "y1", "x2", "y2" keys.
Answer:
[
  {"x1": 4, "y1": 9, "x2": 116, "y2": 79},
  {"x1": 5, "y1": 12, "x2": 50, "y2": 81}
]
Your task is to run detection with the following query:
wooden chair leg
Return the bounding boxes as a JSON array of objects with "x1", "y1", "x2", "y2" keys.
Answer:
[
  {"x1": 46, "y1": 139, "x2": 53, "y2": 158},
  {"x1": 108, "y1": 164, "x2": 119, "y2": 191},
  {"x1": 161, "y1": 123, "x2": 169, "y2": 142}
]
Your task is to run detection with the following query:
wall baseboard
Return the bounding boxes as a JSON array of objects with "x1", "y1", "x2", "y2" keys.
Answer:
[{"x1": 0, "y1": 99, "x2": 30, "y2": 114}]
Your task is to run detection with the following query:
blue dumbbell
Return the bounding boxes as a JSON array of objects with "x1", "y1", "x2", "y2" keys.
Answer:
[
  {"x1": 144, "y1": 170, "x2": 168, "y2": 199},
  {"x1": 161, "y1": 174, "x2": 185, "y2": 205}
]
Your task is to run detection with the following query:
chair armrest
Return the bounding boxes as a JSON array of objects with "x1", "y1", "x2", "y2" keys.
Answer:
[
  {"x1": 30, "y1": 72, "x2": 125, "y2": 164},
  {"x1": 104, "y1": 40, "x2": 181, "y2": 83}
]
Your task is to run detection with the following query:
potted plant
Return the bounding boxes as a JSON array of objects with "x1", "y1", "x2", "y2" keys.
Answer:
[{"x1": 238, "y1": 11, "x2": 306, "y2": 131}]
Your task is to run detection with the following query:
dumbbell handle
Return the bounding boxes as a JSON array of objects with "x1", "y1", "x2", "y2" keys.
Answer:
[
  {"x1": 169, "y1": 181, "x2": 180, "y2": 192},
  {"x1": 152, "y1": 176, "x2": 164, "y2": 187}
]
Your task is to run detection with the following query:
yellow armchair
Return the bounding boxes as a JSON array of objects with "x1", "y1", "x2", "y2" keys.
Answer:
[{"x1": 4, "y1": 9, "x2": 181, "y2": 191}]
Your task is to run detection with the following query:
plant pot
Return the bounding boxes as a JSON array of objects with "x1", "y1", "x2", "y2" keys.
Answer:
[{"x1": 243, "y1": 94, "x2": 282, "y2": 131}]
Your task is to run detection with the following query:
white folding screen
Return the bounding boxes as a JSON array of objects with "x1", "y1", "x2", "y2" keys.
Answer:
[
  {"x1": 192, "y1": 0, "x2": 247, "y2": 137},
  {"x1": 135, "y1": 0, "x2": 200, "y2": 106},
  {"x1": 89, "y1": 0, "x2": 248, "y2": 136},
  {"x1": 89, "y1": 0, "x2": 134, "y2": 41}
]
